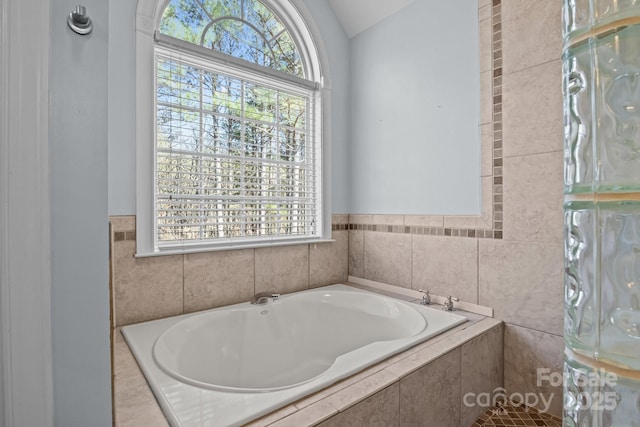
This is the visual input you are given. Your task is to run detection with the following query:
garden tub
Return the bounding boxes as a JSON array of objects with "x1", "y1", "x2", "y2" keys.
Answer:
[{"x1": 122, "y1": 284, "x2": 466, "y2": 426}]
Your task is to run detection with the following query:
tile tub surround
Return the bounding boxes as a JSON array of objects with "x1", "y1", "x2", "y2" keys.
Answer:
[
  {"x1": 346, "y1": 0, "x2": 565, "y2": 419},
  {"x1": 110, "y1": 214, "x2": 349, "y2": 327},
  {"x1": 114, "y1": 294, "x2": 503, "y2": 427}
]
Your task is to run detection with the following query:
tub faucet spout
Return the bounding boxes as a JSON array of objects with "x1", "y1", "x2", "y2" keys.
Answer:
[{"x1": 251, "y1": 292, "x2": 280, "y2": 305}]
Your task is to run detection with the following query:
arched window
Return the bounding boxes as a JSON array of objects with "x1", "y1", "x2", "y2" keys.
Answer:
[{"x1": 136, "y1": 0, "x2": 327, "y2": 254}]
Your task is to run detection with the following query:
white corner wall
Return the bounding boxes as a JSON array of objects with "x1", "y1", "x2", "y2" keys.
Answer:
[
  {"x1": 50, "y1": 0, "x2": 112, "y2": 425},
  {"x1": 1, "y1": 0, "x2": 53, "y2": 425},
  {"x1": 349, "y1": 0, "x2": 480, "y2": 215}
]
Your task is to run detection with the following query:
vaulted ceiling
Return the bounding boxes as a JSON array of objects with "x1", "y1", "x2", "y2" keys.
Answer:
[{"x1": 327, "y1": 0, "x2": 416, "y2": 38}]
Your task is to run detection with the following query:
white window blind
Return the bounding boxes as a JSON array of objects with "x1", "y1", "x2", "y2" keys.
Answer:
[{"x1": 154, "y1": 48, "x2": 321, "y2": 249}]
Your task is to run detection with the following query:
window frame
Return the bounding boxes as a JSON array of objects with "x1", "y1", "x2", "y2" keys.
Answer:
[{"x1": 135, "y1": 0, "x2": 331, "y2": 256}]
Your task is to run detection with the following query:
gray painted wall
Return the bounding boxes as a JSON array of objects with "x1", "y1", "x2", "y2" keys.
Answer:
[
  {"x1": 349, "y1": 0, "x2": 481, "y2": 214},
  {"x1": 107, "y1": 0, "x2": 351, "y2": 215},
  {"x1": 108, "y1": 0, "x2": 137, "y2": 216},
  {"x1": 50, "y1": 0, "x2": 112, "y2": 425}
]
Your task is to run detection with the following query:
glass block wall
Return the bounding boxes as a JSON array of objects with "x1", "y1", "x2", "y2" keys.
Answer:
[{"x1": 563, "y1": 1, "x2": 640, "y2": 425}]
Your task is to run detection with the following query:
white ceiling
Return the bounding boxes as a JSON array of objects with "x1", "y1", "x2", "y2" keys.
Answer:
[{"x1": 328, "y1": 0, "x2": 416, "y2": 38}]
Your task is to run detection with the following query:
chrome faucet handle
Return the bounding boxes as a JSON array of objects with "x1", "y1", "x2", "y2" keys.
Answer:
[
  {"x1": 417, "y1": 289, "x2": 431, "y2": 305},
  {"x1": 443, "y1": 296, "x2": 459, "y2": 311},
  {"x1": 271, "y1": 293, "x2": 280, "y2": 302}
]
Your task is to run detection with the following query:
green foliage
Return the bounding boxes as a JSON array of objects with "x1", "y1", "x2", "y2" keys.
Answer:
[{"x1": 159, "y1": 0, "x2": 303, "y2": 76}]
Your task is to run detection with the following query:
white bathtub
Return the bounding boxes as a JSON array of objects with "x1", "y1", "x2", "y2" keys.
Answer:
[{"x1": 122, "y1": 284, "x2": 466, "y2": 426}]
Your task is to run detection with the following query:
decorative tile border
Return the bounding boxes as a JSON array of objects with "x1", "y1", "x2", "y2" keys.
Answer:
[
  {"x1": 345, "y1": 222, "x2": 501, "y2": 239},
  {"x1": 114, "y1": 231, "x2": 136, "y2": 242},
  {"x1": 492, "y1": 0, "x2": 503, "y2": 235},
  {"x1": 346, "y1": 0, "x2": 503, "y2": 240},
  {"x1": 115, "y1": 216, "x2": 348, "y2": 239}
]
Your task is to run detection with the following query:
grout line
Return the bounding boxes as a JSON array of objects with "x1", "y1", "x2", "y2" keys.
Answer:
[
  {"x1": 504, "y1": 322, "x2": 563, "y2": 338},
  {"x1": 362, "y1": 227, "x2": 366, "y2": 280},
  {"x1": 346, "y1": 216, "x2": 351, "y2": 277},
  {"x1": 476, "y1": 238, "x2": 480, "y2": 305},
  {"x1": 501, "y1": 149, "x2": 564, "y2": 160},
  {"x1": 181, "y1": 253, "x2": 185, "y2": 314},
  {"x1": 502, "y1": 57, "x2": 562, "y2": 78},
  {"x1": 307, "y1": 243, "x2": 310, "y2": 290}
]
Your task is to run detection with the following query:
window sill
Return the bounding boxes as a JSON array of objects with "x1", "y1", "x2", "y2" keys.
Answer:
[{"x1": 134, "y1": 237, "x2": 336, "y2": 258}]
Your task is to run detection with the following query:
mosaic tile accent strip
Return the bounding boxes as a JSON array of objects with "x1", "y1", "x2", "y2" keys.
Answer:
[
  {"x1": 472, "y1": 402, "x2": 562, "y2": 427},
  {"x1": 492, "y1": 0, "x2": 503, "y2": 235},
  {"x1": 115, "y1": 221, "x2": 346, "y2": 240},
  {"x1": 347, "y1": 223, "x2": 501, "y2": 239},
  {"x1": 113, "y1": 231, "x2": 136, "y2": 242}
]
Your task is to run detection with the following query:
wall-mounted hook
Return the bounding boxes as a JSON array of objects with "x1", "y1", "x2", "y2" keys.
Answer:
[{"x1": 67, "y1": 5, "x2": 93, "y2": 35}]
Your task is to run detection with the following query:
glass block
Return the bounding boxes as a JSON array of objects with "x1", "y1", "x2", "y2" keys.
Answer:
[
  {"x1": 601, "y1": 370, "x2": 640, "y2": 426},
  {"x1": 599, "y1": 201, "x2": 640, "y2": 370},
  {"x1": 564, "y1": 0, "x2": 592, "y2": 40},
  {"x1": 594, "y1": 0, "x2": 640, "y2": 28},
  {"x1": 564, "y1": 42, "x2": 595, "y2": 194},
  {"x1": 563, "y1": 356, "x2": 599, "y2": 427},
  {"x1": 565, "y1": 202, "x2": 598, "y2": 355},
  {"x1": 594, "y1": 25, "x2": 640, "y2": 192},
  {"x1": 564, "y1": 355, "x2": 640, "y2": 426}
]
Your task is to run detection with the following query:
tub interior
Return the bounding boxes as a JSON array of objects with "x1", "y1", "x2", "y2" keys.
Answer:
[{"x1": 152, "y1": 290, "x2": 428, "y2": 392}]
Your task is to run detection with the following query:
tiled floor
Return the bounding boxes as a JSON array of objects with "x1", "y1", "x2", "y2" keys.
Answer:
[{"x1": 472, "y1": 402, "x2": 562, "y2": 427}]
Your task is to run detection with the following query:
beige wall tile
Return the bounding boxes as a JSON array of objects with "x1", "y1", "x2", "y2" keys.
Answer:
[
  {"x1": 503, "y1": 152, "x2": 563, "y2": 244},
  {"x1": 243, "y1": 405, "x2": 298, "y2": 427},
  {"x1": 113, "y1": 331, "x2": 147, "y2": 392},
  {"x1": 371, "y1": 214, "x2": 404, "y2": 225},
  {"x1": 479, "y1": 239, "x2": 563, "y2": 336},
  {"x1": 479, "y1": 15, "x2": 492, "y2": 72},
  {"x1": 404, "y1": 215, "x2": 444, "y2": 227},
  {"x1": 309, "y1": 231, "x2": 348, "y2": 288},
  {"x1": 331, "y1": 214, "x2": 348, "y2": 225},
  {"x1": 317, "y1": 383, "x2": 399, "y2": 427},
  {"x1": 502, "y1": 0, "x2": 562, "y2": 74},
  {"x1": 479, "y1": 0, "x2": 491, "y2": 8},
  {"x1": 479, "y1": 4, "x2": 491, "y2": 22},
  {"x1": 349, "y1": 214, "x2": 372, "y2": 225},
  {"x1": 399, "y1": 349, "x2": 461, "y2": 427},
  {"x1": 503, "y1": 60, "x2": 563, "y2": 158},
  {"x1": 110, "y1": 215, "x2": 136, "y2": 232},
  {"x1": 113, "y1": 241, "x2": 183, "y2": 326},
  {"x1": 363, "y1": 231, "x2": 412, "y2": 288},
  {"x1": 461, "y1": 324, "x2": 504, "y2": 426},
  {"x1": 481, "y1": 124, "x2": 493, "y2": 177},
  {"x1": 255, "y1": 245, "x2": 309, "y2": 295},
  {"x1": 412, "y1": 235, "x2": 479, "y2": 303},
  {"x1": 348, "y1": 230, "x2": 364, "y2": 278},
  {"x1": 183, "y1": 249, "x2": 255, "y2": 313},
  {"x1": 269, "y1": 400, "x2": 337, "y2": 427},
  {"x1": 504, "y1": 324, "x2": 564, "y2": 417},
  {"x1": 114, "y1": 332, "x2": 170, "y2": 427},
  {"x1": 480, "y1": 70, "x2": 493, "y2": 125}
]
